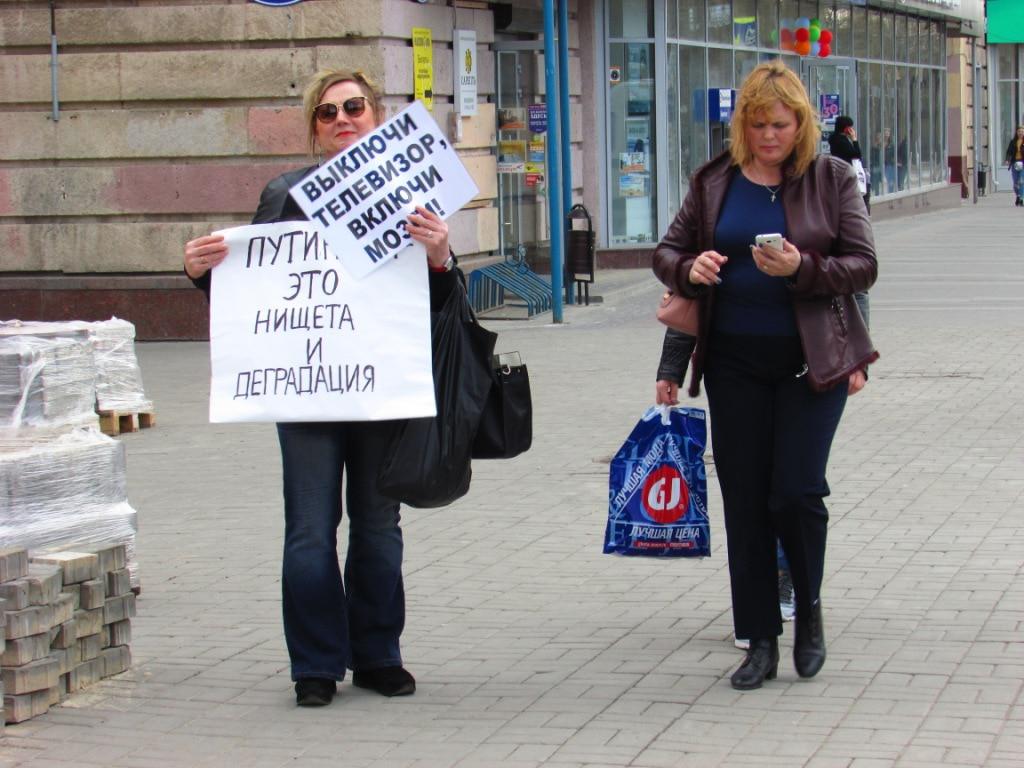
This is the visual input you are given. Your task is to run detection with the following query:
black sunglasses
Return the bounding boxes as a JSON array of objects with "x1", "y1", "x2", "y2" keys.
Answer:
[{"x1": 314, "y1": 97, "x2": 368, "y2": 123}]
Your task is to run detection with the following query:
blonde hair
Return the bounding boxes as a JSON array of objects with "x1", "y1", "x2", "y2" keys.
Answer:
[
  {"x1": 729, "y1": 60, "x2": 820, "y2": 177},
  {"x1": 302, "y1": 69, "x2": 384, "y2": 156}
]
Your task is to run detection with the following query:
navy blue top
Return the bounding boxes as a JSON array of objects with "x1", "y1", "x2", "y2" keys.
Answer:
[{"x1": 711, "y1": 171, "x2": 797, "y2": 337}]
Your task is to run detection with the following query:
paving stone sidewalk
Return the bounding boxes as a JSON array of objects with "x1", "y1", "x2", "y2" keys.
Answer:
[{"x1": 2, "y1": 195, "x2": 1022, "y2": 767}]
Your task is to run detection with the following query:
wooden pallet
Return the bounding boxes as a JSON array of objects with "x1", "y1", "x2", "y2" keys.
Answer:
[{"x1": 98, "y1": 410, "x2": 156, "y2": 436}]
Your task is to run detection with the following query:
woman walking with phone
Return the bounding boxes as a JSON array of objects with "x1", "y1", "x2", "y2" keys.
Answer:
[{"x1": 652, "y1": 61, "x2": 877, "y2": 691}]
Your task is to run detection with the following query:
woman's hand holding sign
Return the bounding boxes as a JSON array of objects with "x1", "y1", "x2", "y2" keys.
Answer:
[
  {"x1": 406, "y1": 206, "x2": 451, "y2": 269},
  {"x1": 184, "y1": 234, "x2": 228, "y2": 279}
]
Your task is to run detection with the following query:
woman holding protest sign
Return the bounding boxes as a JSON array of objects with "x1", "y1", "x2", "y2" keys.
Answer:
[
  {"x1": 184, "y1": 69, "x2": 458, "y2": 707},
  {"x1": 652, "y1": 61, "x2": 877, "y2": 691}
]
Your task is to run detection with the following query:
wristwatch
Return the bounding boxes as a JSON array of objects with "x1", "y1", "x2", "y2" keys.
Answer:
[{"x1": 434, "y1": 253, "x2": 455, "y2": 272}]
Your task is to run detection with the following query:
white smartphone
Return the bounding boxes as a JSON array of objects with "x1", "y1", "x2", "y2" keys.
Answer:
[{"x1": 754, "y1": 233, "x2": 784, "y2": 252}]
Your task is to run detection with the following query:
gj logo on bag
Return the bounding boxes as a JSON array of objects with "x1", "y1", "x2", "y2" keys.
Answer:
[
  {"x1": 642, "y1": 466, "x2": 689, "y2": 523},
  {"x1": 604, "y1": 405, "x2": 710, "y2": 557}
]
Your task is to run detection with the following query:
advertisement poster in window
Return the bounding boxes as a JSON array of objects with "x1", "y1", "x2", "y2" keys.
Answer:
[
  {"x1": 498, "y1": 108, "x2": 526, "y2": 131},
  {"x1": 619, "y1": 173, "x2": 647, "y2": 197},
  {"x1": 498, "y1": 140, "x2": 526, "y2": 173}
]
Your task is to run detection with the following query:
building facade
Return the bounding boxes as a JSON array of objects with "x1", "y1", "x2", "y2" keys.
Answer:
[
  {"x1": 985, "y1": 0, "x2": 1024, "y2": 194},
  {"x1": 0, "y1": 0, "x2": 985, "y2": 338}
]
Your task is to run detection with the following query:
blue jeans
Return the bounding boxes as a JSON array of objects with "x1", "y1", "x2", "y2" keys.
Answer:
[
  {"x1": 277, "y1": 420, "x2": 405, "y2": 681},
  {"x1": 1012, "y1": 164, "x2": 1024, "y2": 198}
]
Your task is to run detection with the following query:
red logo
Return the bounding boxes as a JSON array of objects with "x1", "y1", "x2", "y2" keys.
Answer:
[{"x1": 641, "y1": 465, "x2": 689, "y2": 524}]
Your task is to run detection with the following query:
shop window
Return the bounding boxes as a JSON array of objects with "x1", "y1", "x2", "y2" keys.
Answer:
[
  {"x1": 909, "y1": 16, "x2": 925, "y2": 64},
  {"x1": 708, "y1": 47, "x2": 733, "y2": 88},
  {"x1": 851, "y1": 7, "x2": 867, "y2": 59},
  {"x1": 679, "y1": 45, "x2": 709, "y2": 184},
  {"x1": 735, "y1": 49, "x2": 757, "y2": 85},
  {"x1": 609, "y1": 0, "x2": 653, "y2": 38},
  {"x1": 867, "y1": 63, "x2": 883, "y2": 196},
  {"x1": 895, "y1": 15, "x2": 907, "y2": 64},
  {"x1": 676, "y1": 0, "x2": 706, "y2": 42},
  {"x1": 931, "y1": 70, "x2": 944, "y2": 181},
  {"x1": 708, "y1": 1, "x2": 732, "y2": 45},
  {"x1": 834, "y1": 6, "x2": 850, "y2": 59},
  {"x1": 909, "y1": 68, "x2": 922, "y2": 188},
  {"x1": 733, "y1": 0, "x2": 757, "y2": 48},
  {"x1": 868, "y1": 10, "x2": 881, "y2": 60},
  {"x1": 931, "y1": 21, "x2": 944, "y2": 67},
  {"x1": 883, "y1": 65, "x2": 897, "y2": 194},
  {"x1": 757, "y1": 0, "x2": 777, "y2": 49},
  {"x1": 607, "y1": 42, "x2": 657, "y2": 245},
  {"x1": 882, "y1": 12, "x2": 894, "y2": 62},
  {"x1": 997, "y1": 81, "x2": 1016, "y2": 155},
  {"x1": 920, "y1": 68, "x2": 933, "y2": 185},
  {"x1": 897, "y1": 66, "x2": 910, "y2": 191}
]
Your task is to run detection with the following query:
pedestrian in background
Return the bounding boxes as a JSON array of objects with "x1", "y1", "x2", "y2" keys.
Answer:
[
  {"x1": 828, "y1": 116, "x2": 870, "y2": 213},
  {"x1": 183, "y1": 69, "x2": 459, "y2": 707},
  {"x1": 652, "y1": 61, "x2": 878, "y2": 691},
  {"x1": 1005, "y1": 125, "x2": 1024, "y2": 207}
]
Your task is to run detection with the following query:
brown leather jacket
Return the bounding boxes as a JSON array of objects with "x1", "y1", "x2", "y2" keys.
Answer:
[{"x1": 653, "y1": 151, "x2": 878, "y2": 396}]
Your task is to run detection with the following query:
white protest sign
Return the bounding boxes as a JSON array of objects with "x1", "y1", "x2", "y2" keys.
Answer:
[
  {"x1": 208, "y1": 221, "x2": 435, "y2": 424},
  {"x1": 288, "y1": 100, "x2": 479, "y2": 279}
]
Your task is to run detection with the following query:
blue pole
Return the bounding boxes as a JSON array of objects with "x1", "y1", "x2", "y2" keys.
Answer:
[
  {"x1": 543, "y1": 0, "x2": 564, "y2": 322},
  {"x1": 557, "y1": 0, "x2": 573, "y2": 305}
]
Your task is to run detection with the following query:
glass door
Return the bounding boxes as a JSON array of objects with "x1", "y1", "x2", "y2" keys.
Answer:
[
  {"x1": 802, "y1": 57, "x2": 858, "y2": 155},
  {"x1": 495, "y1": 44, "x2": 548, "y2": 266}
]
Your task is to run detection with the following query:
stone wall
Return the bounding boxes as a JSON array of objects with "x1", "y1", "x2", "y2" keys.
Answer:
[{"x1": 0, "y1": 0, "x2": 514, "y2": 338}]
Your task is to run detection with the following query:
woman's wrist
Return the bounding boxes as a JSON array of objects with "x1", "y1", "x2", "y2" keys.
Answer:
[{"x1": 429, "y1": 253, "x2": 454, "y2": 272}]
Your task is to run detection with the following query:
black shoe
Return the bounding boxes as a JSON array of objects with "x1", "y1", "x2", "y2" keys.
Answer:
[
  {"x1": 295, "y1": 677, "x2": 336, "y2": 707},
  {"x1": 1016, "y1": 197, "x2": 1022, "y2": 207},
  {"x1": 352, "y1": 666, "x2": 416, "y2": 697},
  {"x1": 730, "y1": 638, "x2": 779, "y2": 690},
  {"x1": 794, "y1": 600, "x2": 827, "y2": 678}
]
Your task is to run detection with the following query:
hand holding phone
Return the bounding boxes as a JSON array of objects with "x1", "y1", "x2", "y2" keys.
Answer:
[{"x1": 754, "y1": 233, "x2": 784, "y2": 252}]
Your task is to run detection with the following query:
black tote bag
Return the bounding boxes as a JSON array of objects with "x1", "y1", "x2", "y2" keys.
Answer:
[
  {"x1": 377, "y1": 283, "x2": 497, "y2": 508},
  {"x1": 472, "y1": 352, "x2": 532, "y2": 460}
]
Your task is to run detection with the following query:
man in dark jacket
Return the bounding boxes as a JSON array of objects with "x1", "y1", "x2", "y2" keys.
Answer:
[{"x1": 828, "y1": 116, "x2": 869, "y2": 213}]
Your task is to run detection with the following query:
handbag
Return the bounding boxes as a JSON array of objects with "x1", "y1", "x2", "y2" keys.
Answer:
[
  {"x1": 472, "y1": 352, "x2": 532, "y2": 460},
  {"x1": 656, "y1": 291, "x2": 699, "y2": 336},
  {"x1": 377, "y1": 282, "x2": 497, "y2": 508},
  {"x1": 851, "y1": 158, "x2": 869, "y2": 195}
]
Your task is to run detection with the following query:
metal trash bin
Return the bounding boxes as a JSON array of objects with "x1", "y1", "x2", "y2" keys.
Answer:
[{"x1": 565, "y1": 204, "x2": 595, "y2": 305}]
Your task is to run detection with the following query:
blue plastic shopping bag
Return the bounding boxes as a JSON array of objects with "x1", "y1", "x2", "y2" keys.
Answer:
[{"x1": 604, "y1": 405, "x2": 709, "y2": 557}]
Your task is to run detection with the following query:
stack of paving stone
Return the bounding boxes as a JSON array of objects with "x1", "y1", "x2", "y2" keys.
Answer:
[
  {"x1": 0, "y1": 545, "x2": 134, "y2": 725},
  {"x1": 0, "y1": 430, "x2": 140, "y2": 589},
  {"x1": 0, "y1": 333, "x2": 98, "y2": 432},
  {"x1": 87, "y1": 318, "x2": 154, "y2": 417},
  {"x1": 0, "y1": 318, "x2": 152, "y2": 424}
]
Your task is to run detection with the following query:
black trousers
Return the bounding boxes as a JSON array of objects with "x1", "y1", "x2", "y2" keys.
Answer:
[{"x1": 704, "y1": 334, "x2": 848, "y2": 641}]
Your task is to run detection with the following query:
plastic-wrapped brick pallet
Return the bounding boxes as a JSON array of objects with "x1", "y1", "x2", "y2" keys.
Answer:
[
  {"x1": 0, "y1": 335, "x2": 98, "y2": 432},
  {"x1": 87, "y1": 319, "x2": 153, "y2": 414},
  {"x1": 0, "y1": 431, "x2": 139, "y2": 589},
  {"x1": 0, "y1": 318, "x2": 152, "y2": 416}
]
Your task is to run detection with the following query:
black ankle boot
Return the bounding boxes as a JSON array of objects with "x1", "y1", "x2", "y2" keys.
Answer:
[
  {"x1": 730, "y1": 637, "x2": 779, "y2": 690},
  {"x1": 794, "y1": 600, "x2": 826, "y2": 678}
]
